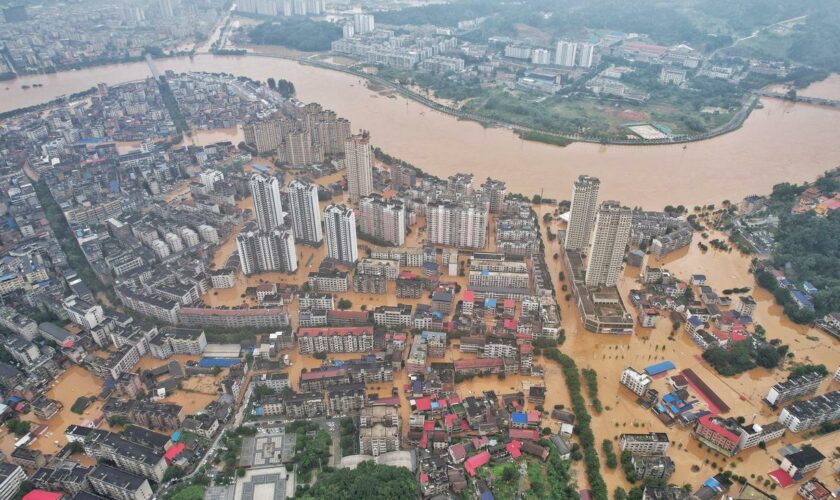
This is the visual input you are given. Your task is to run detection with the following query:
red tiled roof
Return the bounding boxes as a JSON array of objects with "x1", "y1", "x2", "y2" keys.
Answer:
[
  {"x1": 300, "y1": 368, "x2": 345, "y2": 380},
  {"x1": 698, "y1": 414, "x2": 739, "y2": 443},
  {"x1": 472, "y1": 436, "x2": 488, "y2": 449},
  {"x1": 464, "y1": 451, "x2": 491, "y2": 476},
  {"x1": 730, "y1": 332, "x2": 748, "y2": 342},
  {"x1": 164, "y1": 442, "x2": 186, "y2": 463},
  {"x1": 449, "y1": 443, "x2": 466, "y2": 461},
  {"x1": 768, "y1": 469, "x2": 794, "y2": 488},
  {"x1": 23, "y1": 492, "x2": 63, "y2": 500},
  {"x1": 423, "y1": 420, "x2": 435, "y2": 431},
  {"x1": 507, "y1": 439, "x2": 522, "y2": 458},
  {"x1": 454, "y1": 358, "x2": 504, "y2": 370},
  {"x1": 369, "y1": 396, "x2": 400, "y2": 406},
  {"x1": 508, "y1": 429, "x2": 539, "y2": 441},
  {"x1": 414, "y1": 398, "x2": 432, "y2": 411}
]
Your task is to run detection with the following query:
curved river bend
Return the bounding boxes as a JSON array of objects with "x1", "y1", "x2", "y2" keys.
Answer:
[{"x1": 4, "y1": 54, "x2": 840, "y2": 207}]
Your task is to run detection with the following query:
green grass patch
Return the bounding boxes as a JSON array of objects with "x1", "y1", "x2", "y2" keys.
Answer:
[
  {"x1": 517, "y1": 130, "x2": 572, "y2": 146},
  {"x1": 70, "y1": 397, "x2": 91, "y2": 415}
]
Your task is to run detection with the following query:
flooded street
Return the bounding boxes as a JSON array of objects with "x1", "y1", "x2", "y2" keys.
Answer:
[
  {"x1": 535, "y1": 214, "x2": 840, "y2": 493},
  {"x1": 1, "y1": 365, "x2": 108, "y2": 456},
  {"x1": 3, "y1": 55, "x2": 840, "y2": 207},
  {"x1": 1, "y1": 47, "x2": 838, "y2": 497}
]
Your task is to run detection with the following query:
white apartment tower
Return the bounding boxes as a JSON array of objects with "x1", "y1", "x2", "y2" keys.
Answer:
[
  {"x1": 243, "y1": 120, "x2": 284, "y2": 154},
  {"x1": 565, "y1": 175, "x2": 600, "y2": 251},
  {"x1": 324, "y1": 204, "x2": 359, "y2": 264},
  {"x1": 585, "y1": 201, "x2": 632, "y2": 287},
  {"x1": 236, "y1": 226, "x2": 298, "y2": 275},
  {"x1": 426, "y1": 201, "x2": 488, "y2": 249},
  {"x1": 288, "y1": 179, "x2": 323, "y2": 245},
  {"x1": 555, "y1": 40, "x2": 578, "y2": 67},
  {"x1": 359, "y1": 194, "x2": 406, "y2": 246},
  {"x1": 250, "y1": 173, "x2": 285, "y2": 231},
  {"x1": 577, "y1": 43, "x2": 595, "y2": 68},
  {"x1": 345, "y1": 133, "x2": 374, "y2": 202},
  {"x1": 353, "y1": 13, "x2": 375, "y2": 34},
  {"x1": 281, "y1": 130, "x2": 322, "y2": 167}
]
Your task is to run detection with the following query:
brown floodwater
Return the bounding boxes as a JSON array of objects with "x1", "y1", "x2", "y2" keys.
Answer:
[
  {"x1": 537, "y1": 215, "x2": 840, "y2": 495},
  {"x1": 3, "y1": 55, "x2": 840, "y2": 207},
  {"x1": 6, "y1": 365, "x2": 110, "y2": 455}
]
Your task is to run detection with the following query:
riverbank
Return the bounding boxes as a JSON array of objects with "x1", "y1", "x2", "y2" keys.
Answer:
[
  {"x1": 3, "y1": 54, "x2": 840, "y2": 207},
  {"x1": 296, "y1": 55, "x2": 761, "y2": 147}
]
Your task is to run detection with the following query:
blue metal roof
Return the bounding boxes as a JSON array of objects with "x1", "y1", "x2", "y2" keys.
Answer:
[
  {"x1": 645, "y1": 361, "x2": 676, "y2": 375},
  {"x1": 511, "y1": 412, "x2": 528, "y2": 424},
  {"x1": 688, "y1": 316, "x2": 704, "y2": 326}
]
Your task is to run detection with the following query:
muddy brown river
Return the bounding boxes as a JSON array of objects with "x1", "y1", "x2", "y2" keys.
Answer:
[{"x1": 4, "y1": 54, "x2": 840, "y2": 207}]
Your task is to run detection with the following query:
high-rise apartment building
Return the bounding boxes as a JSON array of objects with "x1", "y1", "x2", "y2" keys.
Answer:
[
  {"x1": 565, "y1": 175, "x2": 600, "y2": 251},
  {"x1": 578, "y1": 43, "x2": 595, "y2": 68},
  {"x1": 250, "y1": 173, "x2": 285, "y2": 231},
  {"x1": 426, "y1": 201, "x2": 488, "y2": 249},
  {"x1": 288, "y1": 179, "x2": 323, "y2": 245},
  {"x1": 345, "y1": 133, "x2": 374, "y2": 202},
  {"x1": 353, "y1": 13, "x2": 375, "y2": 34},
  {"x1": 158, "y1": 0, "x2": 174, "y2": 18},
  {"x1": 316, "y1": 118, "x2": 352, "y2": 156},
  {"x1": 280, "y1": 130, "x2": 323, "y2": 167},
  {"x1": 481, "y1": 177, "x2": 507, "y2": 213},
  {"x1": 243, "y1": 120, "x2": 285, "y2": 154},
  {"x1": 585, "y1": 201, "x2": 632, "y2": 287},
  {"x1": 359, "y1": 194, "x2": 406, "y2": 246},
  {"x1": 324, "y1": 204, "x2": 358, "y2": 264},
  {"x1": 555, "y1": 41, "x2": 578, "y2": 67},
  {"x1": 236, "y1": 225, "x2": 298, "y2": 275}
]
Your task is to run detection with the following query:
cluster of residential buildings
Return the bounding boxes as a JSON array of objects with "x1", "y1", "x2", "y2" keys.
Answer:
[
  {"x1": 0, "y1": 0, "x2": 226, "y2": 74},
  {"x1": 331, "y1": 24, "x2": 460, "y2": 70}
]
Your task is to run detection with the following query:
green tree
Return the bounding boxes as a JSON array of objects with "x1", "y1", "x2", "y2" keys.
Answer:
[
  {"x1": 337, "y1": 298, "x2": 352, "y2": 310},
  {"x1": 6, "y1": 419, "x2": 31, "y2": 437},
  {"x1": 164, "y1": 466, "x2": 185, "y2": 482},
  {"x1": 299, "y1": 461, "x2": 418, "y2": 500}
]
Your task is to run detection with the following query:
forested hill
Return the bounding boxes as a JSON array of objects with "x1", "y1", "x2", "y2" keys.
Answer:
[{"x1": 374, "y1": 0, "x2": 840, "y2": 71}]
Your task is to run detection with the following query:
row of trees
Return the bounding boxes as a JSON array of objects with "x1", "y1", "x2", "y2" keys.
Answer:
[
  {"x1": 581, "y1": 368, "x2": 603, "y2": 413},
  {"x1": 543, "y1": 348, "x2": 608, "y2": 500}
]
